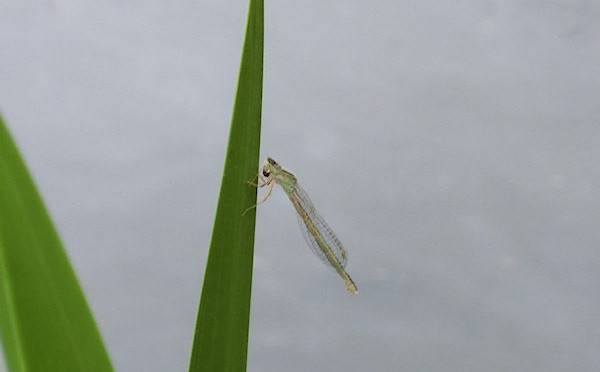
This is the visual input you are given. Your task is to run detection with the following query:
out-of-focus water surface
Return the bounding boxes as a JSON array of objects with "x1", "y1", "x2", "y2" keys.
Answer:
[{"x1": 1, "y1": 1, "x2": 599, "y2": 371}]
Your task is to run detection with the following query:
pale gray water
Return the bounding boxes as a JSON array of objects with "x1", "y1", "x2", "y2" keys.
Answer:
[{"x1": 1, "y1": 1, "x2": 600, "y2": 371}]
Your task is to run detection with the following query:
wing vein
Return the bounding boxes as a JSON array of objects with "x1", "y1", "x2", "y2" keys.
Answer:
[{"x1": 290, "y1": 184, "x2": 348, "y2": 269}]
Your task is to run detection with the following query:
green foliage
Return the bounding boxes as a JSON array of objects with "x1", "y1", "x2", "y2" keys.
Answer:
[
  {"x1": 188, "y1": 0, "x2": 264, "y2": 371},
  {"x1": 0, "y1": 114, "x2": 113, "y2": 371}
]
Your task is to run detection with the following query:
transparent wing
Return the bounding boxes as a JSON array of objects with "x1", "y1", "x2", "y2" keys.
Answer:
[{"x1": 291, "y1": 184, "x2": 348, "y2": 268}]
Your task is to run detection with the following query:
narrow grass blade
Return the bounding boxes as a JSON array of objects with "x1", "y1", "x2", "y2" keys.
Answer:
[
  {"x1": 188, "y1": 0, "x2": 263, "y2": 371},
  {"x1": 0, "y1": 114, "x2": 113, "y2": 371}
]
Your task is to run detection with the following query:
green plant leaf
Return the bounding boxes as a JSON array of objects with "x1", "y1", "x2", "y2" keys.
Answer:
[
  {"x1": 188, "y1": 0, "x2": 263, "y2": 371},
  {"x1": 0, "y1": 114, "x2": 113, "y2": 371}
]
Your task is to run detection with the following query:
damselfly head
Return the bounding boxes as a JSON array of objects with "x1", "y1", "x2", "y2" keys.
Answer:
[
  {"x1": 263, "y1": 157, "x2": 283, "y2": 178},
  {"x1": 263, "y1": 157, "x2": 276, "y2": 177}
]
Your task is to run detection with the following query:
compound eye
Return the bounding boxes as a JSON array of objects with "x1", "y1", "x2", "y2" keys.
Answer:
[{"x1": 262, "y1": 169, "x2": 270, "y2": 177}]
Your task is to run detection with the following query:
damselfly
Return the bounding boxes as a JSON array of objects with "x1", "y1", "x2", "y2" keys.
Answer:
[{"x1": 252, "y1": 157, "x2": 358, "y2": 294}]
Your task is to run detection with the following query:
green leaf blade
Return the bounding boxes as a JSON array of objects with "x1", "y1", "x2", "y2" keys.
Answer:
[
  {"x1": 188, "y1": 0, "x2": 264, "y2": 371},
  {"x1": 0, "y1": 115, "x2": 113, "y2": 371}
]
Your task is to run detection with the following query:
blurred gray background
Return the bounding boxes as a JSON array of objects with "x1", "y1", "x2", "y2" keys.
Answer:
[{"x1": 2, "y1": 0, "x2": 600, "y2": 371}]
